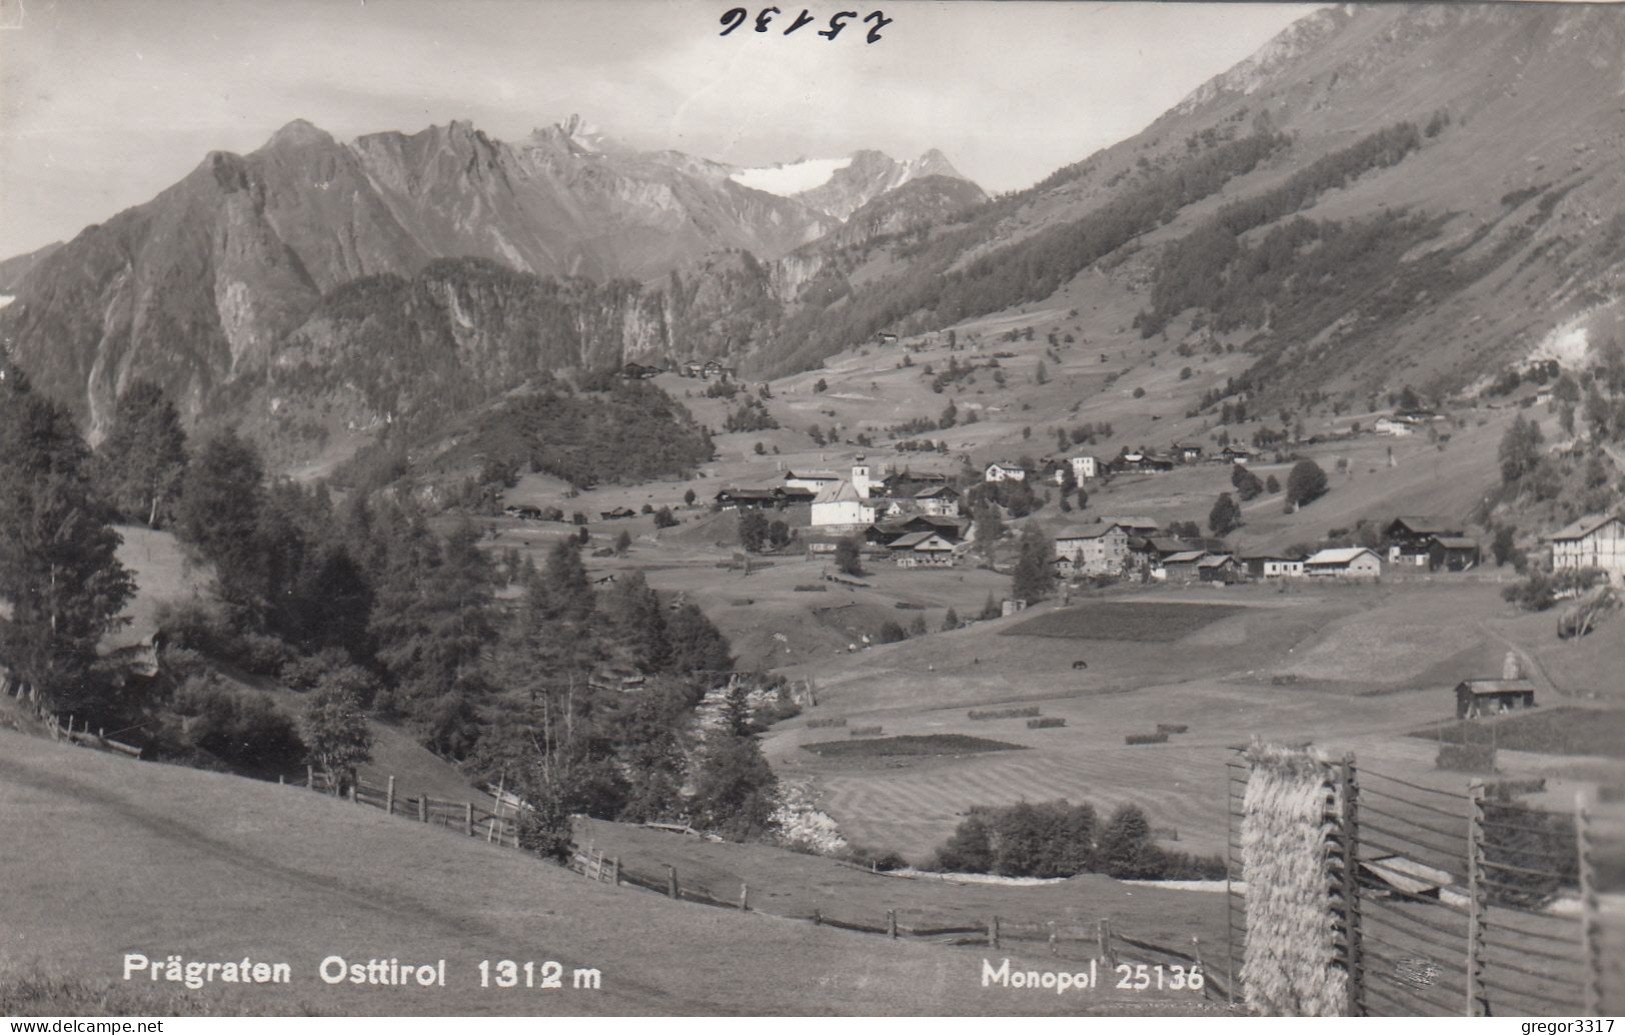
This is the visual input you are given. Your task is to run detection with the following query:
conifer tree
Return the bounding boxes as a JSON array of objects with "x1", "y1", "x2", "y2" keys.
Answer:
[
  {"x1": 94, "y1": 379, "x2": 188, "y2": 528},
  {"x1": 0, "y1": 374, "x2": 135, "y2": 713}
]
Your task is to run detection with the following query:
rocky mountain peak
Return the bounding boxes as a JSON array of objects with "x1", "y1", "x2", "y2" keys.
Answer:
[{"x1": 261, "y1": 118, "x2": 336, "y2": 151}]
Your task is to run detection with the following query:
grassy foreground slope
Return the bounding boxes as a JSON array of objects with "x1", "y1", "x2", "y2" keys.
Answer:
[{"x1": 0, "y1": 731, "x2": 1214, "y2": 1016}]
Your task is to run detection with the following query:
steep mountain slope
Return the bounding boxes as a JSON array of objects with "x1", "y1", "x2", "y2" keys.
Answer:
[
  {"x1": 0, "y1": 115, "x2": 968, "y2": 440},
  {"x1": 728, "y1": 4, "x2": 1625, "y2": 403}
]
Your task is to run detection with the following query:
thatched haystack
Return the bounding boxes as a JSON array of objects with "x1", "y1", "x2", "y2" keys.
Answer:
[{"x1": 1238, "y1": 740, "x2": 1348, "y2": 1016}]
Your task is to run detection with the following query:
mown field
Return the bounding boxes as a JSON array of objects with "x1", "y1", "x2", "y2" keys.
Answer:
[
  {"x1": 764, "y1": 581, "x2": 1625, "y2": 865},
  {"x1": 1004, "y1": 602, "x2": 1249, "y2": 643}
]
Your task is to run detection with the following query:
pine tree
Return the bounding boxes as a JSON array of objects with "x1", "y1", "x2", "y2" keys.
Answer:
[
  {"x1": 1011, "y1": 521, "x2": 1055, "y2": 602},
  {"x1": 941, "y1": 607, "x2": 960, "y2": 631},
  {"x1": 606, "y1": 571, "x2": 669, "y2": 673},
  {"x1": 1208, "y1": 492, "x2": 1242, "y2": 536},
  {"x1": 177, "y1": 428, "x2": 266, "y2": 614},
  {"x1": 0, "y1": 376, "x2": 135, "y2": 714},
  {"x1": 93, "y1": 380, "x2": 188, "y2": 528},
  {"x1": 664, "y1": 602, "x2": 733, "y2": 683},
  {"x1": 689, "y1": 731, "x2": 778, "y2": 841}
]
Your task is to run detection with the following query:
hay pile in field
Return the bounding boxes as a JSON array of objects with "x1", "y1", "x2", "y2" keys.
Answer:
[{"x1": 1239, "y1": 741, "x2": 1348, "y2": 1017}]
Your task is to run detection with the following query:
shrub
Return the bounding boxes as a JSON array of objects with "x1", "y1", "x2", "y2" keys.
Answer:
[
  {"x1": 172, "y1": 675, "x2": 305, "y2": 772},
  {"x1": 792, "y1": 583, "x2": 827, "y2": 592},
  {"x1": 1156, "y1": 723, "x2": 1189, "y2": 734},
  {"x1": 1125, "y1": 732, "x2": 1169, "y2": 745},
  {"x1": 848, "y1": 725, "x2": 884, "y2": 737},
  {"x1": 1027, "y1": 717, "x2": 1066, "y2": 729},
  {"x1": 840, "y1": 843, "x2": 909, "y2": 872},
  {"x1": 805, "y1": 717, "x2": 847, "y2": 729}
]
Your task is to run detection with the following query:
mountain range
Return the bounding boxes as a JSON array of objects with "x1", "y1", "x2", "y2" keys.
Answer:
[
  {"x1": 0, "y1": 114, "x2": 976, "y2": 442},
  {"x1": 4, "y1": 3, "x2": 1625, "y2": 472}
]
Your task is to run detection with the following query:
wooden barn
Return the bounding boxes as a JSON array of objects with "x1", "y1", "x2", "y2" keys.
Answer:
[{"x1": 1454, "y1": 678, "x2": 1536, "y2": 719}]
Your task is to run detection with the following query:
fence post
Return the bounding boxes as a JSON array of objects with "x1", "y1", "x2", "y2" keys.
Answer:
[
  {"x1": 1186, "y1": 936, "x2": 1208, "y2": 999},
  {"x1": 385, "y1": 776, "x2": 395, "y2": 815},
  {"x1": 1098, "y1": 919, "x2": 1114, "y2": 967},
  {"x1": 1575, "y1": 790, "x2": 1602, "y2": 1016},
  {"x1": 887, "y1": 910, "x2": 898, "y2": 939},
  {"x1": 464, "y1": 802, "x2": 474, "y2": 837},
  {"x1": 988, "y1": 916, "x2": 1001, "y2": 949},
  {"x1": 611, "y1": 856, "x2": 621, "y2": 887},
  {"x1": 814, "y1": 907, "x2": 822, "y2": 926},
  {"x1": 349, "y1": 780, "x2": 358, "y2": 804},
  {"x1": 738, "y1": 883, "x2": 749, "y2": 911},
  {"x1": 666, "y1": 866, "x2": 679, "y2": 900},
  {"x1": 306, "y1": 764, "x2": 314, "y2": 790},
  {"x1": 1226, "y1": 761, "x2": 1237, "y2": 1007},
  {"x1": 1466, "y1": 780, "x2": 1488, "y2": 1017},
  {"x1": 1336, "y1": 755, "x2": 1364, "y2": 1016},
  {"x1": 418, "y1": 797, "x2": 427, "y2": 823}
]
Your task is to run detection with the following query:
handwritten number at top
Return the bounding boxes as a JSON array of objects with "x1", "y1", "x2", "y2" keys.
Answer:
[{"x1": 719, "y1": 8, "x2": 893, "y2": 43}]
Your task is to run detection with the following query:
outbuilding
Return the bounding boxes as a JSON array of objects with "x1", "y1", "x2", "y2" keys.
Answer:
[{"x1": 1454, "y1": 678, "x2": 1536, "y2": 719}]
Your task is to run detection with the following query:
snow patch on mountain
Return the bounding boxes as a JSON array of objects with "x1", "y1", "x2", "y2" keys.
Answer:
[{"x1": 730, "y1": 157, "x2": 853, "y2": 196}]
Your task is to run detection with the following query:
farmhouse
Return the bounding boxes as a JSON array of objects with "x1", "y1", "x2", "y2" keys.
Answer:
[
  {"x1": 810, "y1": 481, "x2": 877, "y2": 528},
  {"x1": 620, "y1": 361, "x2": 661, "y2": 380},
  {"x1": 1384, "y1": 516, "x2": 1463, "y2": 566},
  {"x1": 1053, "y1": 523, "x2": 1131, "y2": 576},
  {"x1": 1303, "y1": 547, "x2": 1383, "y2": 579},
  {"x1": 886, "y1": 531, "x2": 958, "y2": 567},
  {"x1": 599, "y1": 506, "x2": 636, "y2": 520},
  {"x1": 1219, "y1": 445, "x2": 1254, "y2": 464},
  {"x1": 1373, "y1": 417, "x2": 1414, "y2": 437},
  {"x1": 1427, "y1": 536, "x2": 1481, "y2": 572},
  {"x1": 1109, "y1": 450, "x2": 1175, "y2": 475},
  {"x1": 1240, "y1": 551, "x2": 1305, "y2": 579},
  {"x1": 503, "y1": 504, "x2": 543, "y2": 520},
  {"x1": 713, "y1": 488, "x2": 780, "y2": 511},
  {"x1": 679, "y1": 360, "x2": 704, "y2": 378},
  {"x1": 1160, "y1": 550, "x2": 1208, "y2": 582},
  {"x1": 1098, "y1": 516, "x2": 1159, "y2": 538},
  {"x1": 784, "y1": 469, "x2": 842, "y2": 494},
  {"x1": 1454, "y1": 678, "x2": 1536, "y2": 719},
  {"x1": 984, "y1": 461, "x2": 1027, "y2": 483},
  {"x1": 1173, "y1": 443, "x2": 1205, "y2": 463},
  {"x1": 1198, "y1": 554, "x2": 1240, "y2": 582},
  {"x1": 1547, "y1": 513, "x2": 1625, "y2": 583},
  {"x1": 914, "y1": 485, "x2": 961, "y2": 517}
]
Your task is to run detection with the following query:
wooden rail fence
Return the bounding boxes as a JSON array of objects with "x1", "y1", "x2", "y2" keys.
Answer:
[{"x1": 292, "y1": 765, "x2": 1222, "y2": 996}]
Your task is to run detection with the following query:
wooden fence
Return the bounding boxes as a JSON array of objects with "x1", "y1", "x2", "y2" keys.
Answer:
[
  {"x1": 292, "y1": 766, "x2": 1224, "y2": 996},
  {"x1": 1226, "y1": 749, "x2": 1617, "y2": 1016},
  {"x1": 300, "y1": 768, "x2": 523, "y2": 847},
  {"x1": 45, "y1": 713, "x2": 143, "y2": 758}
]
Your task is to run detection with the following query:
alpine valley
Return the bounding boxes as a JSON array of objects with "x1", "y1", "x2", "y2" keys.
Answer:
[{"x1": 3, "y1": 3, "x2": 1625, "y2": 476}]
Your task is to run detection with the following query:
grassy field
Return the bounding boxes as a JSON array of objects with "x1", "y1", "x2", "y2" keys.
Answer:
[
  {"x1": 1005, "y1": 602, "x2": 1249, "y2": 643},
  {"x1": 0, "y1": 730, "x2": 1222, "y2": 1016},
  {"x1": 1414, "y1": 706, "x2": 1625, "y2": 760},
  {"x1": 762, "y1": 581, "x2": 1625, "y2": 864}
]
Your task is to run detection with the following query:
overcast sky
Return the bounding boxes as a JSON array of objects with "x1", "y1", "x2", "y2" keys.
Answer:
[{"x1": 0, "y1": 0, "x2": 1310, "y2": 259}]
